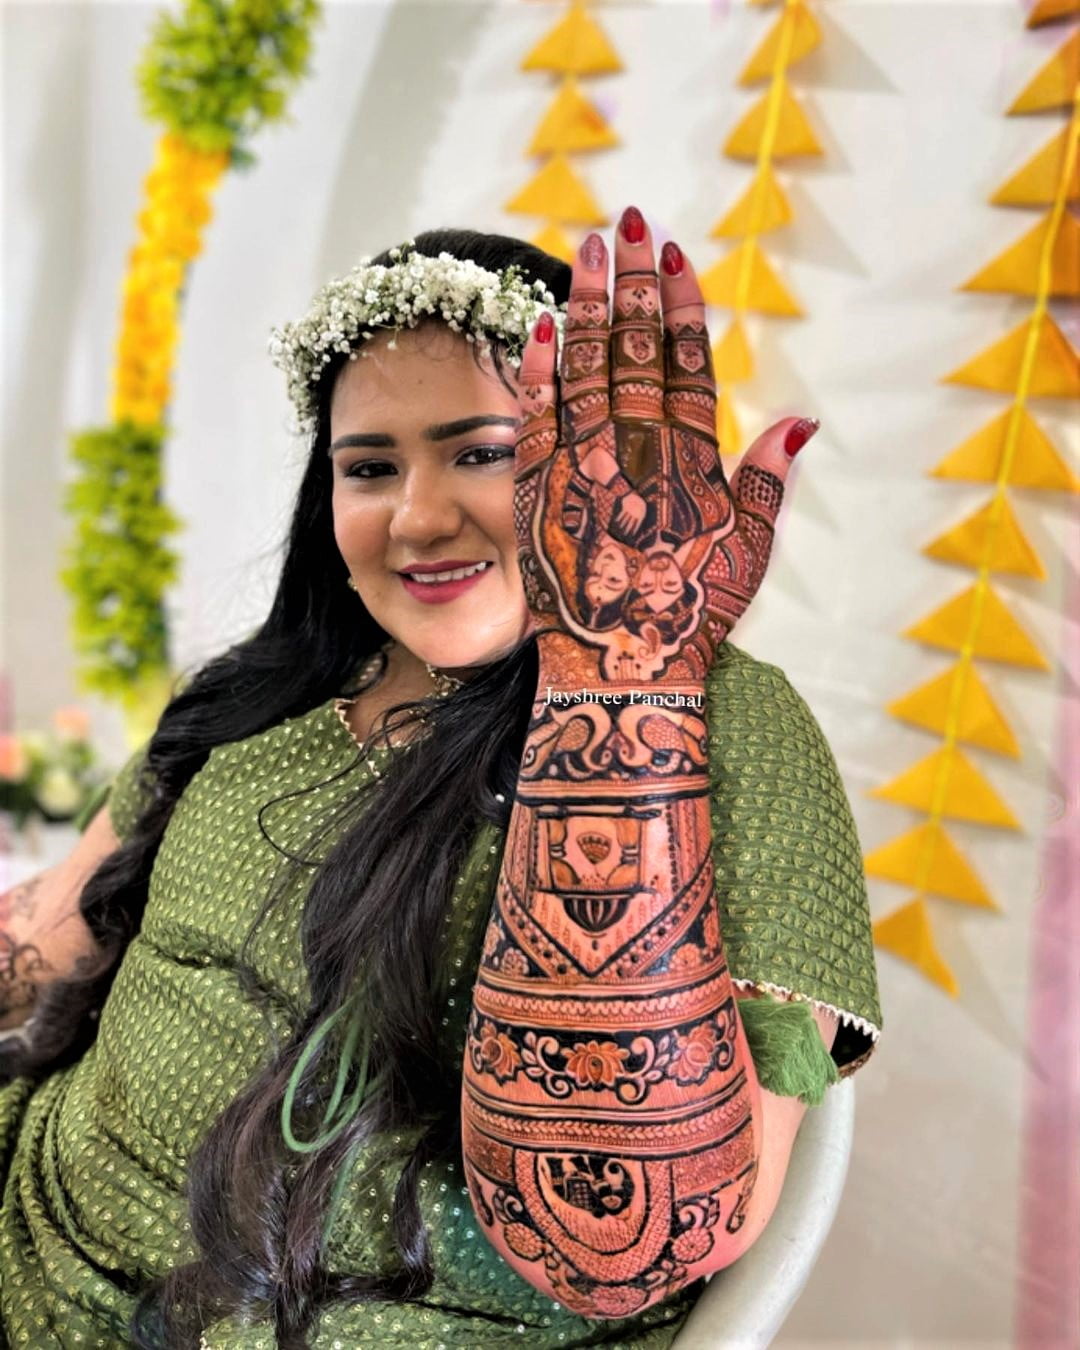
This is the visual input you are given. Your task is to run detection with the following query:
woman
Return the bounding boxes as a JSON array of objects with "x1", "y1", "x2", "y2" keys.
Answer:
[{"x1": 0, "y1": 209, "x2": 883, "y2": 1348}]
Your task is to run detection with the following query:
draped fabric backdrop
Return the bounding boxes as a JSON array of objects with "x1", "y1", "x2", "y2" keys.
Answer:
[{"x1": 2, "y1": 2, "x2": 1077, "y2": 1346}]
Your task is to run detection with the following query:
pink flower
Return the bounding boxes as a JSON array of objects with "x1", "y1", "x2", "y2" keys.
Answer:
[
  {"x1": 52, "y1": 706, "x2": 90, "y2": 741},
  {"x1": 0, "y1": 735, "x2": 27, "y2": 781}
]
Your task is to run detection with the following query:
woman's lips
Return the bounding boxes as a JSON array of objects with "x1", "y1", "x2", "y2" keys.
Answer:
[{"x1": 398, "y1": 563, "x2": 492, "y2": 604}]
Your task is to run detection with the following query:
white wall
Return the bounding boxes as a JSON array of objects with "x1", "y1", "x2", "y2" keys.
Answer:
[{"x1": 3, "y1": 1, "x2": 1077, "y2": 1345}]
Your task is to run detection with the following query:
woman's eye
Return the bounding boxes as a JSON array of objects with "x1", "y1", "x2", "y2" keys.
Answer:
[
  {"x1": 344, "y1": 460, "x2": 394, "y2": 480},
  {"x1": 458, "y1": 444, "x2": 515, "y2": 466}
]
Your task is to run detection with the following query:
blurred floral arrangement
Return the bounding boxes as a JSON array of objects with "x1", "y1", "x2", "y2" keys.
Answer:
[
  {"x1": 62, "y1": 0, "x2": 320, "y2": 745},
  {"x1": 0, "y1": 709, "x2": 106, "y2": 828}
]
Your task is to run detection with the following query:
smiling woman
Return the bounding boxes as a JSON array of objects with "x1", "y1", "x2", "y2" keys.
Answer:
[
  {"x1": 0, "y1": 223, "x2": 882, "y2": 1348},
  {"x1": 328, "y1": 324, "x2": 530, "y2": 678}
]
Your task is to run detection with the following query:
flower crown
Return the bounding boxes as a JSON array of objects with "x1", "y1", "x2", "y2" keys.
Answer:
[{"x1": 269, "y1": 242, "x2": 568, "y2": 430}]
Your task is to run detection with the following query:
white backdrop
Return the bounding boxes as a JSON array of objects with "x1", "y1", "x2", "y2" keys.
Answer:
[{"x1": 3, "y1": 1, "x2": 1078, "y2": 1345}]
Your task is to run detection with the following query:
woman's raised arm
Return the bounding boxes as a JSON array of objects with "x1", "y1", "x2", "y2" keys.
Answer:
[{"x1": 461, "y1": 209, "x2": 814, "y2": 1318}]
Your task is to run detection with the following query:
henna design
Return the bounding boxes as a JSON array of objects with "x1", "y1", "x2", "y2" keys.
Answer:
[
  {"x1": 473, "y1": 233, "x2": 780, "y2": 1315},
  {"x1": 0, "y1": 876, "x2": 43, "y2": 925},
  {"x1": 0, "y1": 931, "x2": 49, "y2": 1020}
]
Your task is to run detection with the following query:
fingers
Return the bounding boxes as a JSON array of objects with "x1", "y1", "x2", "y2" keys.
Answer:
[
  {"x1": 657, "y1": 241, "x2": 716, "y2": 440},
  {"x1": 610, "y1": 206, "x2": 665, "y2": 424},
  {"x1": 515, "y1": 310, "x2": 559, "y2": 479},
  {"x1": 729, "y1": 415, "x2": 818, "y2": 561},
  {"x1": 561, "y1": 232, "x2": 611, "y2": 437}
]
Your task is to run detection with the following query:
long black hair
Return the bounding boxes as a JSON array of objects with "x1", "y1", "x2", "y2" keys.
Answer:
[{"x1": 1, "y1": 230, "x2": 571, "y2": 1347}]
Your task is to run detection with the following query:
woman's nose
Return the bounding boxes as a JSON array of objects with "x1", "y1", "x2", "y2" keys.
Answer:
[{"x1": 387, "y1": 470, "x2": 464, "y2": 545}]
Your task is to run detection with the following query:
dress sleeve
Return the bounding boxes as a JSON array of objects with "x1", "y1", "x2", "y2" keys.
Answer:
[
  {"x1": 72, "y1": 742, "x2": 154, "y2": 844},
  {"x1": 705, "y1": 645, "x2": 884, "y2": 1101}
]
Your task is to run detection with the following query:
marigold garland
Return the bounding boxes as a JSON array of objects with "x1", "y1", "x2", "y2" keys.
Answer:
[{"x1": 62, "y1": 0, "x2": 320, "y2": 744}]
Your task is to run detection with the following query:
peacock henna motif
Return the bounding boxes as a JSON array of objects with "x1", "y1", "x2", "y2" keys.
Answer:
[{"x1": 461, "y1": 221, "x2": 787, "y2": 1316}]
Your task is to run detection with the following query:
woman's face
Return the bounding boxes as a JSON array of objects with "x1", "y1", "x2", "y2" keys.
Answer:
[
  {"x1": 329, "y1": 323, "x2": 530, "y2": 671},
  {"x1": 584, "y1": 540, "x2": 631, "y2": 609},
  {"x1": 635, "y1": 551, "x2": 684, "y2": 613}
]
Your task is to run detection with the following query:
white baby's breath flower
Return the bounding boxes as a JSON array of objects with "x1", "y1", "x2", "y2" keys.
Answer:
[{"x1": 269, "y1": 246, "x2": 567, "y2": 430}]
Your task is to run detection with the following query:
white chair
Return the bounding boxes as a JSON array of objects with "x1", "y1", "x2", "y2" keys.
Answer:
[{"x1": 671, "y1": 1077, "x2": 855, "y2": 1349}]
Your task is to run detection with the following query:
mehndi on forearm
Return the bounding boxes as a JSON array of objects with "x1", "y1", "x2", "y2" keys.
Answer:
[{"x1": 461, "y1": 674, "x2": 763, "y2": 1318}]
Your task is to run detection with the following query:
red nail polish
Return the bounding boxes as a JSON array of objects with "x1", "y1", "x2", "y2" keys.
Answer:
[
  {"x1": 620, "y1": 206, "x2": 645, "y2": 244},
  {"x1": 535, "y1": 312, "x2": 554, "y2": 344},
  {"x1": 579, "y1": 232, "x2": 605, "y2": 270},
  {"x1": 660, "y1": 241, "x2": 684, "y2": 277},
  {"x1": 784, "y1": 417, "x2": 820, "y2": 457}
]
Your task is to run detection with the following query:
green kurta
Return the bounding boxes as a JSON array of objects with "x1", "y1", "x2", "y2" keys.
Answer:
[{"x1": 0, "y1": 643, "x2": 882, "y2": 1347}]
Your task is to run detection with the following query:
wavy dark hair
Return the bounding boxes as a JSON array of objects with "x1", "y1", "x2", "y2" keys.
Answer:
[{"x1": 0, "y1": 230, "x2": 571, "y2": 1347}]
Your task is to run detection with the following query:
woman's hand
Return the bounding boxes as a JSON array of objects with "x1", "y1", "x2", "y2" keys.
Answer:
[{"x1": 514, "y1": 205, "x2": 818, "y2": 684}]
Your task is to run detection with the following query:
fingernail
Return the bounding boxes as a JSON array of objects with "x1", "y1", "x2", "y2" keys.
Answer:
[
  {"x1": 579, "y1": 232, "x2": 605, "y2": 270},
  {"x1": 535, "y1": 312, "x2": 554, "y2": 344},
  {"x1": 660, "y1": 241, "x2": 684, "y2": 277},
  {"x1": 784, "y1": 417, "x2": 820, "y2": 458},
  {"x1": 620, "y1": 206, "x2": 645, "y2": 245}
]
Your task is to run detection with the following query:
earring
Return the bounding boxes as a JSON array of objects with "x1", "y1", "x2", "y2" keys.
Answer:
[{"x1": 346, "y1": 576, "x2": 358, "y2": 592}]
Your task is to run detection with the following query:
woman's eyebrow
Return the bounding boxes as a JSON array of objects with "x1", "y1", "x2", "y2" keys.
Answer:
[{"x1": 328, "y1": 415, "x2": 520, "y2": 455}]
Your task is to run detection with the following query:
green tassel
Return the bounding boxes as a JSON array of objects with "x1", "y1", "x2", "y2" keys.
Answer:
[
  {"x1": 281, "y1": 995, "x2": 385, "y2": 1155},
  {"x1": 737, "y1": 994, "x2": 840, "y2": 1107}
]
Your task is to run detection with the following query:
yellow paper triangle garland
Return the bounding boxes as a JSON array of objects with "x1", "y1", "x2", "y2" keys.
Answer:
[
  {"x1": 992, "y1": 122, "x2": 1080, "y2": 205},
  {"x1": 959, "y1": 207, "x2": 1080, "y2": 297},
  {"x1": 530, "y1": 223, "x2": 576, "y2": 264},
  {"x1": 521, "y1": 2, "x2": 622, "y2": 76},
  {"x1": 928, "y1": 406, "x2": 1080, "y2": 493},
  {"x1": 921, "y1": 494, "x2": 1047, "y2": 578},
  {"x1": 942, "y1": 313, "x2": 1080, "y2": 397},
  {"x1": 738, "y1": 0, "x2": 823, "y2": 86},
  {"x1": 711, "y1": 317, "x2": 755, "y2": 383},
  {"x1": 526, "y1": 77, "x2": 619, "y2": 157},
  {"x1": 865, "y1": 821, "x2": 999, "y2": 908},
  {"x1": 709, "y1": 162, "x2": 794, "y2": 239},
  {"x1": 504, "y1": 154, "x2": 607, "y2": 226},
  {"x1": 870, "y1": 745, "x2": 1022, "y2": 829},
  {"x1": 1025, "y1": 0, "x2": 1080, "y2": 29},
  {"x1": 699, "y1": 239, "x2": 804, "y2": 316},
  {"x1": 902, "y1": 583, "x2": 1050, "y2": 669},
  {"x1": 723, "y1": 79, "x2": 824, "y2": 161},
  {"x1": 886, "y1": 661, "x2": 1021, "y2": 758},
  {"x1": 873, "y1": 900, "x2": 959, "y2": 996},
  {"x1": 1008, "y1": 28, "x2": 1080, "y2": 113}
]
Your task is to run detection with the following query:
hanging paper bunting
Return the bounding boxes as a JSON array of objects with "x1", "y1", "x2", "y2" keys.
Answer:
[
  {"x1": 870, "y1": 746, "x2": 1022, "y2": 829},
  {"x1": 921, "y1": 496, "x2": 1047, "y2": 578},
  {"x1": 991, "y1": 124, "x2": 1080, "y2": 204},
  {"x1": 942, "y1": 314, "x2": 1080, "y2": 397},
  {"x1": 927, "y1": 406, "x2": 1080, "y2": 492},
  {"x1": 1008, "y1": 27, "x2": 1080, "y2": 112},
  {"x1": 724, "y1": 80, "x2": 824, "y2": 160},
  {"x1": 504, "y1": 153, "x2": 607, "y2": 225},
  {"x1": 958, "y1": 209, "x2": 1080, "y2": 297},
  {"x1": 737, "y1": 1, "x2": 822, "y2": 85},
  {"x1": 706, "y1": 2, "x2": 824, "y2": 453},
  {"x1": 1025, "y1": 0, "x2": 1080, "y2": 28},
  {"x1": 521, "y1": 1, "x2": 622, "y2": 76},
  {"x1": 902, "y1": 584, "x2": 1050, "y2": 669},
  {"x1": 709, "y1": 163, "x2": 794, "y2": 238},
  {"x1": 886, "y1": 663, "x2": 1022, "y2": 757},
  {"x1": 873, "y1": 901, "x2": 959, "y2": 996},
  {"x1": 526, "y1": 77, "x2": 619, "y2": 156},
  {"x1": 509, "y1": 3, "x2": 620, "y2": 256},
  {"x1": 864, "y1": 821, "x2": 998, "y2": 908},
  {"x1": 699, "y1": 240, "x2": 804, "y2": 316}
]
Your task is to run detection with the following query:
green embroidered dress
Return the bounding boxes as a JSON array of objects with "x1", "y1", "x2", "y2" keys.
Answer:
[{"x1": 0, "y1": 644, "x2": 883, "y2": 1347}]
